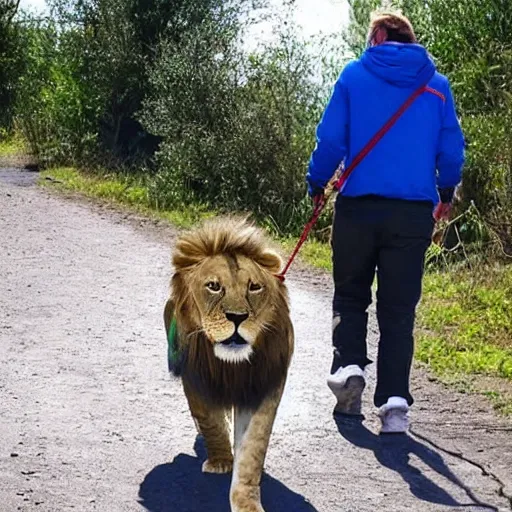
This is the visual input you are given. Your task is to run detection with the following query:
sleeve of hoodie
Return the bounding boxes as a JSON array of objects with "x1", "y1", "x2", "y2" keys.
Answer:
[
  {"x1": 306, "y1": 69, "x2": 349, "y2": 195},
  {"x1": 436, "y1": 80, "x2": 465, "y2": 202}
]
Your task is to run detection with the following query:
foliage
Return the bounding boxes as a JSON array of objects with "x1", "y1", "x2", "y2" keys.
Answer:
[
  {"x1": 14, "y1": 19, "x2": 101, "y2": 164},
  {"x1": 417, "y1": 265, "x2": 512, "y2": 412},
  {"x1": 141, "y1": 12, "x2": 331, "y2": 234},
  {"x1": 43, "y1": 0, "x2": 261, "y2": 163},
  {"x1": 0, "y1": 0, "x2": 24, "y2": 130},
  {"x1": 40, "y1": 167, "x2": 212, "y2": 228},
  {"x1": 0, "y1": 130, "x2": 27, "y2": 156},
  {"x1": 3, "y1": 0, "x2": 512, "y2": 247}
]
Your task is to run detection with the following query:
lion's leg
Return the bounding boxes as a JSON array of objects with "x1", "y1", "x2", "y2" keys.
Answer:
[
  {"x1": 230, "y1": 385, "x2": 284, "y2": 512},
  {"x1": 183, "y1": 380, "x2": 233, "y2": 474},
  {"x1": 233, "y1": 407, "x2": 252, "y2": 456}
]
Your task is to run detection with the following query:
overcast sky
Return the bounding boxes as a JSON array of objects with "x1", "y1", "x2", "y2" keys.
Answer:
[
  {"x1": 19, "y1": 0, "x2": 349, "y2": 40},
  {"x1": 20, "y1": 0, "x2": 46, "y2": 13}
]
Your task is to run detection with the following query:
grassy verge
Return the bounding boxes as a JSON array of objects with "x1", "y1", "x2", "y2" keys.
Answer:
[
  {"x1": 40, "y1": 167, "x2": 512, "y2": 413},
  {"x1": 0, "y1": 133, "x2": 26, "y2": 157},
  {"x1": 417, "y1": 265, "x2": 512, "y2": 413},
  {"x1": 280, "y1": 236, "x2": 332, "y2": 271},
  {"x1": 0, "y1": 133, "x2": 37, "y2": 168},
  {"x1": 40, "y1": 168, "x2": 212, "y2": 229}
]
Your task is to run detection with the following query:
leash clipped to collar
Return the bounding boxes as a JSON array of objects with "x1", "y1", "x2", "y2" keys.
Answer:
[{"x1": 275, "y1": 82, "x2": 429, "y2": 283}]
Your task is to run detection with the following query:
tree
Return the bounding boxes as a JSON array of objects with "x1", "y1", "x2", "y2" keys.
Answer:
[
  {"x1": 44, "y1": 0, "x2": 260, "y2": 163},
  {"x1": 140, "y1": 10, "x2": 327, "y2": 234},
  {"x1": 0, "y1": 0, "x2": 23, "y2": 130}
]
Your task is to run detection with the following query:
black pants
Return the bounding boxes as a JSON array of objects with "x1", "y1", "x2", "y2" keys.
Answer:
[{"x1": 331, "y1": 195, "x2": 434, "y2": 407}]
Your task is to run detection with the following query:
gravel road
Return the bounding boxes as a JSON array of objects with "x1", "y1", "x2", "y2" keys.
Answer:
[{"x1": 1, "y1": 168, "x2": 511, "y2": 512}]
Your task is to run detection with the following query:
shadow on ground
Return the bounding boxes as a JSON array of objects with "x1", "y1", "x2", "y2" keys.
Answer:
[
  {"x1": 139, "y1": 436, "x2": 318, "y2": 512},
  {"x1": 0, "y1": 167, "x2": 39, "y2": 187},
  {"x1": 334, "y1": 414, "x2": 498, "y2": 511}
]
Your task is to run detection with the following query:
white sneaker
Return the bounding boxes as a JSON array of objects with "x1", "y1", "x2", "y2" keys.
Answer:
[
  {"x1": 327, "y1": 365, "x2": 366, "y2": 415},
  {"x1": 378, "y1": 397, "x2": 409, "y2": 434}
]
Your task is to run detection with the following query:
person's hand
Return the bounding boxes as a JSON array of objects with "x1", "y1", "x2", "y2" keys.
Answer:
[
  {"x1": 433, "y1": 202, "x2": 452, "y2": 222},
  {"x1": 306, "y1": 177, "x2": 325, "y2": 210},
  {"x1": 310, "y1": 188, "x2": 325, "y2": 212},
  {"x1": 307, "y1": 181, "x2": 325, "y2": 207},
  {"x1": 312, "y1": 192, "x2": 325, "y2": 209},
  {"x1": 308, "y1": 182, "x2": 324, "y2": 198},
  {"x1": 435, "y1": 187, "x2": 455, "y2": 222}
]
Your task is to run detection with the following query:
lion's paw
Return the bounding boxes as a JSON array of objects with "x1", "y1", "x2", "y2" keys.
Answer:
[{"x1": 202, "y1": 458, "x2": 233, "y2": 474}]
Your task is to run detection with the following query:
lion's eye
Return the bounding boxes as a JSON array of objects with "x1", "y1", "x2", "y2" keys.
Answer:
[
  {"x1": 206, "y1": 281, "x2": 222, "y2": 293},
  {"x1": 249, "y1": 282, "x2": 263, "y2": 293}
]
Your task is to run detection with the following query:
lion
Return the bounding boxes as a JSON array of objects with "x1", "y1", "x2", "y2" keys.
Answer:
[{"x1": 163, "y1": 217, "x2": 294, "y2": 512}]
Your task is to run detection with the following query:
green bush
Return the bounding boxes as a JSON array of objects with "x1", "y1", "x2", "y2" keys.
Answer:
[
  {"x1": 0, "y1": 1, "x2": 26, "y2": 130},
  {"x1": 141, "y1": 15, "x2": 331, "y2": 235},
  {"x1": 14, "y1": 20, "x2": 101, "y2": 165},
  {"x1": 5, "y1": 0, "x2": 511, "y2": 250}
]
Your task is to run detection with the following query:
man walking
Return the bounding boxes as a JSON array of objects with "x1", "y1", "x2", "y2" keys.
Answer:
[{"x1": 306, "y1": 11, "x2": 465, "y2": 433}]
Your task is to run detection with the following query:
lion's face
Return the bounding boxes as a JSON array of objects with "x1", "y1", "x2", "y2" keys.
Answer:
[
  {"x1": 188, "y1": 252, "x2": 280, "y2": 363},
  {"x1": 168, "y1": 217, "x2": 293, "y2": 409}
]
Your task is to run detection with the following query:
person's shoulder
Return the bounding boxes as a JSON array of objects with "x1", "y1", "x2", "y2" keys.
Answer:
[
  {"x1": 429, "y1": 70, "x2": 452, "y2": 93},
  {"x1": 338, "y1": 59, "x2": 365, "y2": 83}
]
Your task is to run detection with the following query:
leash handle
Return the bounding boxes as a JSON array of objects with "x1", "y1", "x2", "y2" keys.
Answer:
[{"x1": 277, "y1": 83, "x2": 428, "y2": 282}]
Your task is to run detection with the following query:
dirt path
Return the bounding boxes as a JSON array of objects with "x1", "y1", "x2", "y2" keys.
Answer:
[{"x1": 1, "y1": 168, "x2": 511, "y2": 512}]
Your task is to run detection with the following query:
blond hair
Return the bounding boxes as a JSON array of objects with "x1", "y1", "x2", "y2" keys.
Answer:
[{"x1": 367, "y1": 11, "x2": 417, "y2": 45}]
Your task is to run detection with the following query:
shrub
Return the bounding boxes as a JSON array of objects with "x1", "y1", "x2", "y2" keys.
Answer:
[{"x1": 141, "y1": 14, "x2": 332, "y2": 235}]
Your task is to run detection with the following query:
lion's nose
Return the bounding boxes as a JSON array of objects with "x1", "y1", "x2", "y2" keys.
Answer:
[{"x1": 225, "y1": 312, "x2": 249, "y2": 328}]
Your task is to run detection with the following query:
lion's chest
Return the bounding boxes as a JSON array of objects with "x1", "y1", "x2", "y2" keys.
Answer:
[{"x1": 181, "y1": 342, "x2": 289, "y2": 409}]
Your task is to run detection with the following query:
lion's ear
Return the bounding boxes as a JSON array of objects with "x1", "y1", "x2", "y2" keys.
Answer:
[{"x1": 257, "y1": 249, "x2": 283, "y2": 274}]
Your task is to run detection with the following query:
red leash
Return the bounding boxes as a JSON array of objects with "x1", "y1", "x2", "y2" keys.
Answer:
[{"x1": 276, "y1": 83, "x2": 429, "y2": 282}]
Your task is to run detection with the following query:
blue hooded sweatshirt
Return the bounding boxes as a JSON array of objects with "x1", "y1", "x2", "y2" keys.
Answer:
[{"x1": 306, "y1": 43, "x2": 465, "y2": 205}]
